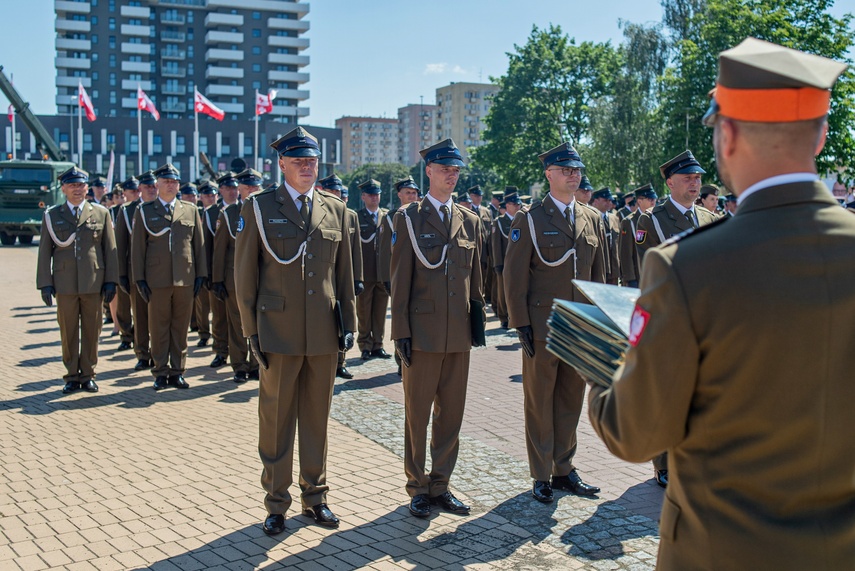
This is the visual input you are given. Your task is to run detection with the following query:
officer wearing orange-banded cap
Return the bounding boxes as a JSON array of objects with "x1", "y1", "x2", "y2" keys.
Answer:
[{"x1": 588, "y1": 38, "x2": 853, "y2": 570}]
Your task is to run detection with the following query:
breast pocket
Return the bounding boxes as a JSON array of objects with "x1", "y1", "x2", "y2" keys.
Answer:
[
  {"x1": 538, "y1": 233, "x2": 569, "y2": 263},
  {"x1": 454, "y1": 237, "x2": 475, "y2": 269},
  {"x1": 416, "y1": 237, "x2": 445, "y2": 266},
  {"x1": 319, "y1": 228, "x2": 341, "y2": 262}
]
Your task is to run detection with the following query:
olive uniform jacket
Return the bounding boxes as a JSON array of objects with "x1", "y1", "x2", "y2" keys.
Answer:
[
  {"x1": 390, "y1": 198, "x2": 484, "y2": 353},
  {"x1": 635, "y1": 199, "x2": 717, "y2": 261},
  {"x1": 588, "y1": 181, "x2": 855, "y2": 570},
  {"x1": 202, "y1": 205, "x2": 219, "y2": 282},
  {"x1": 602, "y1": 210, "x2": 621, "y2": 283},
  {"x1": 131, "y1": 199, "x2": 207, "y2": 289},
  {"x1": 234, "y1": 187, "x2": 356, "y2": 356},
  {"x1": 474, "y1": 205, "x2": 493, "y2": 266},
  {"x1": 490, "y1": 214, "x2": 512, "y2": 269},
  {"x1": 37, "y1": 201, "x2": 119, "y2": 294},
  {"x1": 357, "y1": 207, "x2": 388, "y2": 283},
  {"x1": 618, "y1": 209, "x2": 644, "y2": 284},
  {"x1": 504, "y1": 194, "x2": 607, "y2": 341},
  {"x1": 115, "y1": 199, "x2": 140, "y2": 281},
  {"x1": 212, "y1": 203, "x2": 240, "y2": 291},
  {"x1": 377, "y1": 208, "x2": 397, "y2": 284}
]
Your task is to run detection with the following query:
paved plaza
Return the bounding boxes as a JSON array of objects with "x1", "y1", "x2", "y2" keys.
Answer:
[{"x1": 1, "y1": 243, "x2": 662, "y2": 570}]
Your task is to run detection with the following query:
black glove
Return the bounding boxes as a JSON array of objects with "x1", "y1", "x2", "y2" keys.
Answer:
[
  {"x1": 249, "y1": 334, "x2": 268, "y2": 370},
  {"x1": 205, "y1": 277, "x2": 212, "y2": 290},
  {"x1": 119, "y1": 276, "x2": 130, "y2": 295},
  {"x1": 136, "y1": 280, "x2": 152, "y2": 303},
  {"x1": 496, "y1": 265, "x2": 504, "y2": 275},
  {"x1": 193, "y1": 276, "x2": 205, "y2": 298},
  {"x1": 517, "y1": 325, "x2": 535, "y2": 358},
  {"x1": 40, "y1": 286, "x2": 55, "y2": 307},
  {"x1": 212, "y1": 282, "x2": 228, "y2": 301},
  {"x1": 343, "y1": 331, "x2": 354, "y2": 351},
  {"x1": 395, "y1": 338, "x2": 412, "y2": 367},
  {"x1": 627, "y1": 280, "x2": 639, "y2": 288},
  {"x1": 354, "y1": 281, "x2": 365, "y2": 296},
  {"x1": 102, "y1": 282, "x2": 117, "y2": 304},
  {"x1": 383, "y1": 281, "x2": 392, "y2": 296}
]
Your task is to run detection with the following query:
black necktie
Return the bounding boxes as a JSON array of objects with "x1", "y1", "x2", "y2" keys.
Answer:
[
  {"x1": 565, "y1": 207, "x2": 574, "y2": 233},
  {"x1": 685, "y1": 210, "x2": 697, "y2": 228},
  {"x1": 73, "y1": 206, "x2": 79, "y2": 221},
  {"x1": 440, "y1": 205, "x2": 451, "y2": 234},
  {"x1": 298, "y1": 195, "x2": 310, "y2": 226}
]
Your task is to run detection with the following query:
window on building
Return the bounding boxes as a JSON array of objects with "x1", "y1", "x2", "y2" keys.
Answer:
[
  {"x1": 92, "y1": 71, "x2": 99, "y2": 81},
  {"x1": 92, "y1": 53, "x2": 99, "y2": 62},
  {"x1": 108, "y1": 35, "x2": 115, "y2": 49},
  {"x1": 109, "y1": 91, "x2": 116, "y2": 104},
  {"x1": 252, "y1": 29, "x2": 261, "y2": 38},
  {"x1": 188, "y1": 29, "x2": 193, "y2": 40},
  {"x1": 91, "y1": 34, "x2": 98, "y2": 44},
  {"x1": 153, "y1": 135, "x2": 163, "y2": 154},
  {"x1": 252, "y1": 64, "x2": 261, "y2": 72},
  {"x1": 252, "y1": 46, "x2": 261, "y2": 55},
  {"x1": 187, "y1": 46, "x2": 193, "y2": 57},
  {"x1": 108, "y1": 0, "x2": 115, "y2": 11},
  {"x1": 252, "y1": 11, "x2": 261, "y2": 19},
  {"x1": 108, "y1": 17, "x2": 115, "y2": 30},
  {"x1": 109, "y1": 54, "x2": 116, "y2": 68},
  {"x1": 91, "y1": 16, "x2": 98, "y2": 25},
  {"x1": 129, "y1": 134, "x2": 138, "y2": 153},
  {"x1": 83, "y1": 133, "x2": 93, "y2": 152},
  {"x1": 199, "y1": 137, "x2": 208, "y2": 154},
  {"x1": 251, "y1": 81, "x2": 261, "y2": 90},
  {"x1": 176, "y1": 136, "x2": 186, "y2": 154},
  {"x1": 109, "y1": 72, "x2": 116, "y2": 86},
  {"x1": 187, "y1": 11, "x2": 193, "y2": 24}
]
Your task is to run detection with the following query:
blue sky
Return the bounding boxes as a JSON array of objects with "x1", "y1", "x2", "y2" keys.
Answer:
[{"x1": 2, "y1": 1, "x2": 851, "y2": 127}]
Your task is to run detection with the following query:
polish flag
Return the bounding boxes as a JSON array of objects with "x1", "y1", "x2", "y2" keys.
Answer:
[
  {"x1": 137, "y1": 86, "x2": 160, "y2": 120},
  {"x1": 255, "y1": 89, "x2": 277, "y2": 116},
  {"x1": 194, "y1": 89, "x2": 225, "y2": 121},
  {"x1": 78, "y1": 81, "x2": 96, "y2": 122}
]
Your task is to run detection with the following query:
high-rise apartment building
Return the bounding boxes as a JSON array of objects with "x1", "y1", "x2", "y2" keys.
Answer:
[
  {"x1": 54, "y1": 0, "x2": 310, "y2": 122},
  {"x1": 434, "y1": 82, "x2": 498, "y2": 161},
  {"x1": 335, "y1": 116, "x2": 398, "y2": 173},
  {"x1": 397, "y1": 103, "x2": 438, "y2": 167}
]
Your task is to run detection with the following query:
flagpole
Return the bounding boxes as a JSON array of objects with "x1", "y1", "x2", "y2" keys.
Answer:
[
  {"x1": 193, "y1": 90, "x2": 200, "y2": 180},
  {"x1": 10, "y1": 108, "x2": 15, "y2": 161},
  {"x1": 254, "y1": 89, "x2": 259, "y2": 172},
  {"x1": 137, "y1": 84, "x2": 143, "y2": 172},
  {"x1": 77, "y1": 82, "x2": 83, "y2": 168}
]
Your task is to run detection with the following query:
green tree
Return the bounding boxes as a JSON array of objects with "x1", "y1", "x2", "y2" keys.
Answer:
[
  {"x1": 661, "y1": 0, "x2": 855, "y2": 181},
  {"x1": 473, "y1": 25, "x2": 620, "y2": 189},
  {"x1": 341, "y1": 163, "x2": 411, "y2": 210}
]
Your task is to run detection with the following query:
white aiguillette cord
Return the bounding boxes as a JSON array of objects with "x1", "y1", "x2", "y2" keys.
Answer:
[
  {"x1": 525, "y1": 211, "x2": 577, "y2": 277},
  {"x1": 44, "y1": 209, "x2": 76, "y2": 248},
  {"x1": 252, "y1": 199, "x2": 308, "y2": 278},
  {"x1": 401, "y1": 208, "x2": 448, "y2": 271}
]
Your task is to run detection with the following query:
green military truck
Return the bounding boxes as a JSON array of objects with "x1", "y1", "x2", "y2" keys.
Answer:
[
  {"x1": 0, "y1": 160, "x2": 75, "y2": 245},
  {"x1": 1, "y1": 65, "x2": 72, "y2": 246}
]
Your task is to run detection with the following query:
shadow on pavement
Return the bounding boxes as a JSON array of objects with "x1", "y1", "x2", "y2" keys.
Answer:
[
  {"x1": 559, "y1": 495, "x2": 660, "y2": 560},
  {"x1": 333, "y1": 371, "x2": 401, "y2": 395}
]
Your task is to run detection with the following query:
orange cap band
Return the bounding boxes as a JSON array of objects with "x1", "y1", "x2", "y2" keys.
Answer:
[{"x1": 715, "y1": 84, "x2": 831, "y2": 122}]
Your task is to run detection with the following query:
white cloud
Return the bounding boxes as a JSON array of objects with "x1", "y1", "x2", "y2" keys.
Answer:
[
  {"x1": 451, "y1": 65, "x2": 467, "y2": 75},
  {"x1": 424, "y1": 63, "x2": 447, "y2": 75}
]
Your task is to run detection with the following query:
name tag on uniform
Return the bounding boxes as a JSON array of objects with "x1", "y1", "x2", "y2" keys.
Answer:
[
  {"x1": 419, "y1": 233, "x2": 436, "y2": 239},
  {"x1": 268, "y1": 218, "x2": 288, "y2": 224},
  {"x1": 150, "y1": 216, "x2": 161, "y2": 221},
  {"x1": 56, "y1": 220, "x2": 66, "y2": 225},
  {"x1": 543, "y1": 231, "x2": 559, "y2": 236}
]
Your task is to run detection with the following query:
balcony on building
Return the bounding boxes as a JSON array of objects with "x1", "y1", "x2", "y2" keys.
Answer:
[
  {"x1": 161, "y1": 101, "x2": 187, "y2": 113},
  {"x1": 267, "y1": 18, "x2": 310, "y2": 33},
  {"x1": 161, "y1": 30, "x2": 186, "y2": 43},
  {"x1": 269, "y1": 106, "x2": 309, "y2": 118},
  {"x1": 55, "y1": 38, "x2": 91, "y2": 51},
  {"x1": 122, "y1": 79, "x2": 153, "y2": 91},
  {"x1": 207, "y1": 0, "x2": 309, "y2": 16},
  {"x1": 205, "y1": 48, "x2": 244, "y2": 63},
  {"x1": 161, "y1": 84, "x2": 187, "y2": 96},
  {"x1": 205, "y1": 31, "x2": 244, "y2": 45},
  {"x1": 121, "y1": 97, "x2": 139, "y2": 109},
  {"x1": 120, "y1": 5, "x2": 150, "y2": 18},
  {"x1": 56, "y1": 76, "x2": 91, "y2": 88},
  {"x1": 267, "y1": 36, "x2": 310, "y2": 51},
  {"x1": 218, "y1": 102, "x2": 245, "y2": 114},
  {"x1": 206, "y1": 85, "x2": 244, "y2": 97},
  {"x1": 267, "y1": 53, "x2": 310, "y2": 67},
  {"x1": 121, "y1": 24, "x2": 151, "y2": 37},
  {"x1": 161, "y1": 66, "x2": 187, "y2": 78},
  {"x1": 121, "y1": 42, "x2": 150, "y2": 55},
  {"x1": 267, "y1": 70, "x2": 309, "y2": 83},
  {"x1": 55, "y1": 56, "x2": 91, "y2": 70},
  {"x1": 206, "y1": 66, "x2": 244, "y2": 80},
  {"x1": 160, "y1": 13, "x2": 186, "y2": 26},
  {"x1": 56, "y1": 0, "x2": 90, "y2": 13},
  {"x1": 121, "y1": 61, "x2": 151, "y2": 73},
  {"x1": 271, "y1": 88, "x2": 309, "y2": 101},
  {"x1": 204, "y1": 13, "x2": 243, "y2": 27},
  {"x1": 55, "y1": 19, "x2": 91, "y2": 33},
  {"x1": 161, "y1": 49, "x2": 186, "y2": 61}
]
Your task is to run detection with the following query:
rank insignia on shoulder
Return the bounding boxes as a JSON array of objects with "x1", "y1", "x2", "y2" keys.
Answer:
[
  {"x1": 511, "y1": 228, "x2": 521, "y2": 242},
  {"x1": 391, "y1": 231, "x2": 397, "y2": 246},
  {"x1": 635, "y1": 229, "x2": 646, "y2": 244},
  {"x1": 237, "y1": 216, "x2": 245, "y2": 233}
]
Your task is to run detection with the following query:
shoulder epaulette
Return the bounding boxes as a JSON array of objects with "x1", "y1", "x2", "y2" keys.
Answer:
[
  {"x1": 660, "y1": 216, "x2": 729, "y2": 248},
  {"x1": 317, "y1": 189, "x2": 343, "y2": 203}
]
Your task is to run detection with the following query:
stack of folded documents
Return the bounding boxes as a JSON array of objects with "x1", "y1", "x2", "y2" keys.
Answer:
[{"x1": 546, "y1": 281, "x2": 640, "y2": 388}]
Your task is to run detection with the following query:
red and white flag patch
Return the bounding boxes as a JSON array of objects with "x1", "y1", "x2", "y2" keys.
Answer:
[
  {"x1": 628, "y1": 305, "x2": 651, "y2": 347},
  {"x1": 635, "y1": 229, "x2": 647, "y2": 244}
]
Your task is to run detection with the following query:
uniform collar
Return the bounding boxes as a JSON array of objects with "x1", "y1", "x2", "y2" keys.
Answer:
[
  {"x1": 737, "y1": 173, "x2": 818, "y2": 205},
  {"x1": 425, "y1": 192, "x2": 453, "y2": 215},
  {"x1": 668, "y1": 195, "x2": 695, "y2": 217},
  {"x1": 284, "y1": 180, "x2": 313, "y2": 206}
]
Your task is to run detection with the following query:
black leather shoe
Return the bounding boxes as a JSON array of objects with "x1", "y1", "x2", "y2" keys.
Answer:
[
  {"x1": 82, "y1": 379, "x2": 98, "y2": 393},
  {"x1": 153, "y1": 376, "x2": 169, "y2": 391},
  {"x1": 233, "y1": 371, "x2": 248, "y2": 384},
  {"x1": 408, "y1": 494, "x2": 430, "y2": 518},
  {"x1": 197, "y1": 337, "x2": 209, "y2": 348},
  {"x1": 189, "y1": 325, "x2": 199, "y2": 332},
  {"x1": 532, "y1": 480, "x2": 553, "y2": 503},
  {"x1": 655, "y1": 470, "x2": 668, "y2": 488},
  {"x1": 104, "y1": 315, "x2": 113, "y2": 325},
  {"x1": 168, "y1": 375, "x2": 189, "y2": 389},
  {"x1": 134, "y1": 359, "x2": 153, "y2": 371},
  {"x1": 336, "y1": 365, "x2": 353, "y2": 379},
  {"x1": 500, "y1": 321, "x2": 509, "y2": 329},
  {"x1": 262, "y1": 513, "x2": 285, "y2": 536},
  {"x1": 247, "y1": 369, "x2": 259, "y2": 381},
  {"x1": 62, "y1": 381, "x2": 81, "y2": 394},
  {"x1": 429, "y1": 491, "x2": 470, "y2": 514},
  {"x1": 210, "y1": 355, "x2": 227, "y2": 368},
  {"x1": 370, "y1": 348, "x2": 392, "y2": 359},
  {"x1": 117, "y1": 341, "x2": 133, "y2": 351},
  {"x1": 552, "y1": 470, "x2": 600, "y2": 497},
  {"x1": 361, "y1": 350, "x2": 371, "y2": 361},
  {"x1": 303, "y1": 503, "x2": 339, "y2": 528}
]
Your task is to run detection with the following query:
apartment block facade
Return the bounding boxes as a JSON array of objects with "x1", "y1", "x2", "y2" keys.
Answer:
[
  {"x1": 435, "y1": 82, "x2": 498, "y2": 161},
  {"x1": 54, "y1": 0, "x2": 310, "y2": 122},
  {"x1": 335, "y1": 116, "x2": 398, "y2": 173},
  {"x1": 397, "y1": 103, "x2": 438, "y2": 167}
]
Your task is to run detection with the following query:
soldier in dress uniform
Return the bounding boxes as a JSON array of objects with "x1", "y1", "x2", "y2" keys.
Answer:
[
  {"x1": 618, "y1": 184, "x2": 657, "y2": 288},
  {"x1": 503, "y1": 143, "x2": 605, "y2": 504},
  {"x1": 391, "y1": 138, "x2": 485, "y2": 518},
  {"x1": 131, "y1": 163, "x2": 207, "y2": 391},
  {"x1": 488, "y1": 192, "x2": 501, "y2": 219},
  {"x1": 575, "y1": 175, "x2": 594, "y2": 204},
  {"x1": 354, "y1": 179, "x2": 392, "y2": 361},
  {"x1": 588, "y1": 38, "x2": 854, "y2": 570},
  {"x1": 318, "y1": 173, "x2": 363, "y2": 380},
  {"x1": 591, "y1": 187, "x2": 622, "y2": 285},
  {"x1": 491, "y1": 189, "x2": 522, "y2": 329},
  {"x1": 235, "y1": 127, "x2": 356, "y2": 535},
  {"x1": 110, "y1": 180, "x2": 135, "y2": 352},
  {"x1": 212, "y1": 169, "x2": 260, "y2": 383},
  {"x1": 616, "y1": 192, "x2": 636, "y2": 220},
  {"x1": 37, "y1": 167, "x2": 118, "y2": 394},
  {"x1": 468, "y1": 185, "x2": 493, "y2": 307},
  {"x1": 204, "y1": 174, "x2": 233, "y2": 366},
  {"x1": 722, "y1": 193, "x2": 737, "y2": 218}
]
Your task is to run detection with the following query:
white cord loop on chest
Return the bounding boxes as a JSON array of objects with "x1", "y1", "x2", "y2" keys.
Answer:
[
  {"x1": 650, "y1": 214, "x2": 666, "y2": 243},
  {"x1": 525, "y1": 211, "x2": 577, "y2": 277},
  {"x1": 44, "y1": 210, "x2": 76, "y2": 248},
  {"x1": 402, "y1": 208, "x2": 448, "y2": 270},
  {"x1": 252, "y1": 199, "x2": 307, "y2": 277}
]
